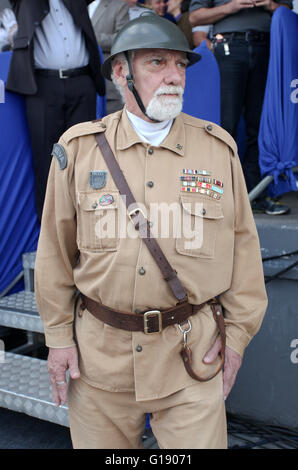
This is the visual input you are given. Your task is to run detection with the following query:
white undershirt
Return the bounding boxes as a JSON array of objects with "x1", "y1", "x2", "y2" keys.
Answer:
[{"x1": 126, "y1": 110, "x2": 173, "y2": 147}]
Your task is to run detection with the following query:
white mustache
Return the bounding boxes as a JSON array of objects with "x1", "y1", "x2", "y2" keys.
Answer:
[{"x1": 155, "y1": 86, "x2": 184, "y2": 98}]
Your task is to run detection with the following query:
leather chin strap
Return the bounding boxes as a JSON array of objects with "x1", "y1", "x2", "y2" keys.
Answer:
[{"x1": 125, "y1": 51, "x2": 161, "y2": 123}]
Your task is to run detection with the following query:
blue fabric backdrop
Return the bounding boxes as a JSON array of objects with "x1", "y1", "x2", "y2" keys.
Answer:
[
  {"x1": 182, "y1": 41, "x2": 221, "y2": 125},
  {"x1": 0, "y1": 49, "x2": 106, "y2": 296},
  {"x1": 258, "y1": 7, "x2": 298, "y2": 197},
  {"x1": 0, "y1": 51, "x2": 40, "y2": 295}
]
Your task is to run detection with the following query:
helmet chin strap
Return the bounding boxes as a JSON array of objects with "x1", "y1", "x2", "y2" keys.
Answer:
[{"x1": 125, "y1": 52, "x2": 161, "y2": 123}]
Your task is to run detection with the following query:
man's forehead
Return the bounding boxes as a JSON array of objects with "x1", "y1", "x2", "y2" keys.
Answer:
[{"x1": 135, "y1": 49, "x2": 187, "y2": 60}]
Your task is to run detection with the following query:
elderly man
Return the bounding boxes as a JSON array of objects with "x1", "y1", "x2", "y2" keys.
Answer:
[{"x1": 35, "y1": 12, "x2": 267, "y2": 449}]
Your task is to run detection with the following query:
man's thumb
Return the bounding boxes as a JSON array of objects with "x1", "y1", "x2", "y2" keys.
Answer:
[
  {"x1": 68, "y1": 354, "x2": 80, "y2": 379},
  {"x1": 203, "y1": 337, "x2": 222, "y2": 364}
]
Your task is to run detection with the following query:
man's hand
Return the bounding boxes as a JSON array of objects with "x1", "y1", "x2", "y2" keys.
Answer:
[
  {"x1": 47, "y1": 346, "x2": 80, "y2": 407},
  {"x1": 203, "y1": 337, "x2": 242, "y2": 400},
  {"x1": 253, "y1": 0, "x2": 280, "y2": 12},
  {"x1": 225, "y1": 0, "x2": 255, "y2": 14}
]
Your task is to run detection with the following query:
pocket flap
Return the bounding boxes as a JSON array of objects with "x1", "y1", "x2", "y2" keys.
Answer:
[
  {"x1": 78, "y1": 191, "x2": 119, "y2": 212},
  {"x1": 180, "y1": 194, "x2": 223, "y2": 219}
]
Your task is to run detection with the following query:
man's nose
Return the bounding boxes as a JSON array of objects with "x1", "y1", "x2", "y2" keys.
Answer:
[{"x1": 164, "y1": 62, "x2": 185, "y2": 86}]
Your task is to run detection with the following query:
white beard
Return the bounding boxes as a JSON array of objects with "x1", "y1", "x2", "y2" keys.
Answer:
[{"x1": 146, "y1": 85, "x2": 184, "y2": 122}]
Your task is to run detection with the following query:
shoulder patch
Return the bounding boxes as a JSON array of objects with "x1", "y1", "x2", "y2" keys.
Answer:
[
  {"x1": 52, "y1": 143, "x2": 67, "y2": 170},
  {"x1": 204, "y1": 122, "x2": 237, "y2": 157}
]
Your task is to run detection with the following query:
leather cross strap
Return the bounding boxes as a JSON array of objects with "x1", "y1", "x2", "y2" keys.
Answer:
[
  {"x1": 94, "y1": 131, "x2": 226, "y2": 382},
  {"x1": 95, "y1": 132, "x2": 187, "y2": 302}
]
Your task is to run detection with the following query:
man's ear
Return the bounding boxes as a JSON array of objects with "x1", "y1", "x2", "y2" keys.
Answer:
[{"x1": 112, "y1": 61, "x2": 127, "y2": 88}]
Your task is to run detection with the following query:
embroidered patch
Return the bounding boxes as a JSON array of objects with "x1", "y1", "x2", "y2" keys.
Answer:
[
  {"x1": 52, "y1": 143, "x2": 67, "y2": 170},
  {"x1": 90, "y1": 170, "x2": 107, "y2": 189},
  {"x1": 99, "y1": 194, "x2": 114, "y2": 206}
]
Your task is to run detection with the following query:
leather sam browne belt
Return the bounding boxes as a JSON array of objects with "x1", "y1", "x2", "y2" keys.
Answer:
[{"x1": 80, "y1": 131, "x2": 227, "y2": 383}]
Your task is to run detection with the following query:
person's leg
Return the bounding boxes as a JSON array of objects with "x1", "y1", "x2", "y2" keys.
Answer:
[
  {"x1": 147, "y1": 374, "x2": 227, "y2": 449},
  {"x1": 64, "y1": 74, "x2": 97, "y2": 129},
  {"x1": 68, "y1": 377, "x2": 146, "y2": 449},
  {"x1": 25, "y1": 75, "x2": 65, "y2": 221},
  {"x1": 242, "y1": 39, "x2": 270, "y2": 193},
  {"x1": 214, "y1": 39, "x2": 249, "y2": 140}
]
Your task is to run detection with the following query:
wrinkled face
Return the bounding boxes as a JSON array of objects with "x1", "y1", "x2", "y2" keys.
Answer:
[{"x1": 132, "y1": 48, "x2": 187, "y2": 121}]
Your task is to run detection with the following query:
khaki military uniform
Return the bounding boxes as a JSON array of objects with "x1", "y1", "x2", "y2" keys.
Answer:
[{"x1": 35, "y1": 108, "x2": 268, "y2": 449}]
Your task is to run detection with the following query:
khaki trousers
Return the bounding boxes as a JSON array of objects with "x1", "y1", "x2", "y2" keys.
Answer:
[{"x1": 68, "y1": 374, "x2": 227, "y2": 449}]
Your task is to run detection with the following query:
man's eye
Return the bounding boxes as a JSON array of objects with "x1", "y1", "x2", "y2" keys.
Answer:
[
  {"x1": 152, "y1": 59, "x2": 162, "y2": 66},
  {"x1": 178, "y1": 61, "x2": 187, "y2": 69}
]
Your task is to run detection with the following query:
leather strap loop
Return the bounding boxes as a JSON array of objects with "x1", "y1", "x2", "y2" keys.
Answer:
[{"x1": 180, "y1": 302, "x2": 226, "y2": 382}]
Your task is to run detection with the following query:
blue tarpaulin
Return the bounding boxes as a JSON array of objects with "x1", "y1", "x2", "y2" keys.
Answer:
[
  {"x1": 183, "y1": 41, "x2": 220, "y2": 125},
  {"x1": 0, "y1": 49, "x2": 106, "y2": 295},
  {"x1": 258, "y1": 7, "x2": 298, "y2": 197},
  {"x1": 0, "y1": 51, "x2": 40, "y2": 295}
]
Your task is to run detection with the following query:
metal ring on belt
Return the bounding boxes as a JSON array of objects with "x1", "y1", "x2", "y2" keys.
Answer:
[{"x1": 35, "y1": 65, "x2": 90, "y2": 79}]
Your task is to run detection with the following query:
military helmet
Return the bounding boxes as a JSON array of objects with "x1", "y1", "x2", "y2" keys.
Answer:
[{"x1": 101, "y1": 11, "x2": 201, "y2": 80}]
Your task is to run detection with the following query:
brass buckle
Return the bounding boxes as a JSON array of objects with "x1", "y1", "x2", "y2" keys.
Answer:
[{"x1": 143, "y1": 310, "x2": 162, "y2": 334}]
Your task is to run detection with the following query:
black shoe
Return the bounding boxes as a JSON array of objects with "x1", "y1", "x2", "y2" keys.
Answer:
[{"x1": 251, "y1": 197, "x2": 290, "y2": 215}]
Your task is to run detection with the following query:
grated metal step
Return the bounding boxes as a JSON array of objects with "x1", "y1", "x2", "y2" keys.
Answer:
[
  {"x1": 0, "y1": 352, "x2": 69, "y2": 427},
  {"x1": 0, "y1": 291, "x2": 43, "y2": 333}
]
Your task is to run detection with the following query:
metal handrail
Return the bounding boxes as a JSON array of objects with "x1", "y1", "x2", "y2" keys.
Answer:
[{"x1": 248, "y1": 166, "x2": 298, "y2": 202}]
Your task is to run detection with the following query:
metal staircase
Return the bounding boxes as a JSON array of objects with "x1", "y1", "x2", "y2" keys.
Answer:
[{"x1": 0, "y1": 252, "x2": 69, "y2": 427}]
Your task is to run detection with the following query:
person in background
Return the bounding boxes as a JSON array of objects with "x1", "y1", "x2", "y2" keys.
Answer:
[
  {"x1": 6, "y1": 0, "x2": 105, "y2": 222},
  {"x1": 89, "y1": 0, "x2": 130, "y2": 114},
  {"x1": 0, "y1": 7, "x2": 17, "y2": 51},
  {"x1": 166, "y1": 0, "x2": 194, "y2": 48},
  {"x1": 189, "y1": 0, "x2": 293, "y2": 215}
]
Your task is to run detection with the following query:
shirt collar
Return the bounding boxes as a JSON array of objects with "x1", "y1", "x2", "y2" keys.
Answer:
[{"x1": 116, "y1": 107, "x2": 185, "y2": 157}]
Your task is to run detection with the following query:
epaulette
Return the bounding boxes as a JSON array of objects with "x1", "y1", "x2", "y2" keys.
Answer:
[
  {"x1": 62, "y1": 119, "x2": 107, "y2": 145},
  {"x1": 204, "y1": 121, "x2": 237, "y2": 157},
  {"x1": 182, "y1": 113, "x2": 238, "y2": 157}
]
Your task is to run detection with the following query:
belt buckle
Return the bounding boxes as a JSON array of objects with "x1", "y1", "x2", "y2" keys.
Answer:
[
  {"x1": 143, "y1": 310, "x2": 162, "y2": 334},
  {"x1": 59, "y1": 69, "x2": 68, "y2": 79},
  {"x1": 128, "y1": 207, "x2": 146, "y2": 222}
]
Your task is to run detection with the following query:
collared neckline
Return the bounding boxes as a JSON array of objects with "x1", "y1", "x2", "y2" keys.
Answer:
[{"x1": 116, "y1": 107, "x2": 185, "y2": 157}]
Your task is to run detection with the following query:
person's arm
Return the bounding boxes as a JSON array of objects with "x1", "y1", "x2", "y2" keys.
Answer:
[
  {"x1": 34, "y1": 136, "x2": 81, "y2": 406},
  {"x1": 93, "y1": 3, "x2": 130, "y2": 51},
  {"x1": 189, "y1": 0, "x2": 255, "y2": 26},
  {"x1": 203, "y1": 150, "x2": 268, "y2": 399}
]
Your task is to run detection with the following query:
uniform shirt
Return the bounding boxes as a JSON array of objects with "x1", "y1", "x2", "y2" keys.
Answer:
[
  {"x1": 189, "y1": 0, "x2": 293, "y2": 34},
  {"x1": 35, "y1": 109, "x2": 268, "y2": 401},
  {"x1": 34, "y1": 0, "x2": 89, "y2": 70}
]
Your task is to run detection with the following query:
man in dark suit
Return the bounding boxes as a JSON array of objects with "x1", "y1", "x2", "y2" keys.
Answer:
[{"x1": 6, "y1": 0, "x2": 105, "y2": 221}]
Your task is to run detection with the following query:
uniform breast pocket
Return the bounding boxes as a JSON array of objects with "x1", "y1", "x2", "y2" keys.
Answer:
[
  {"x1": 176, "y1": 194, "x2": 223, "y2": 259},
  {"x1": 77, "y1": 190, "x2": 120, "y2": 252}
]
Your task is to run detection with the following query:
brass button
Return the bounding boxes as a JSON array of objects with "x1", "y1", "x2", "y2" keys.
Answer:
[
  {"x1": 92, "y1": 202, "x2": 98, "y2": 209},
  {"x1": 147, "y1": 181, "x2": 154, "y2": 188},
  {"x1": 201, "y1": 208, "x2": 206, "y2": 215},
  {"x1": 136, "y1": 345, "x2": 143, "y2": 352},
  {"x1": 139, "y1": 267, "x2": 146, "y2": 275},
  {"x1": 101, "y1": 123, "x2": 106, "y2": 129},
  {"x1": 148, "y1": 148, "x2": 154, "y2": 155},
  {"x1": 206, "y1": 124, "x2": 213, "y2": 131}
]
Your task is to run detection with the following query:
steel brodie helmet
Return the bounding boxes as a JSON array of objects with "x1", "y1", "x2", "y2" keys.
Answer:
[{"x1": 101, "y1": 11, "x2": 201, "y2": 80}]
